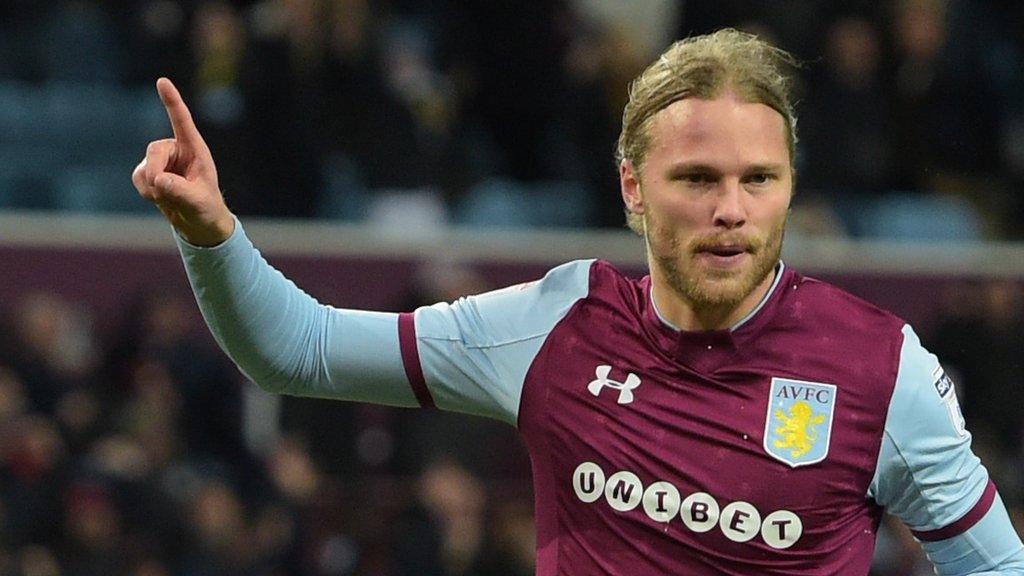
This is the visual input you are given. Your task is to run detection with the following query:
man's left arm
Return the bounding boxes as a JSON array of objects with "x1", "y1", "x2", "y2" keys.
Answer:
[{"x1": 869, "y1": 325, "x2": 1024, "y2": 575}]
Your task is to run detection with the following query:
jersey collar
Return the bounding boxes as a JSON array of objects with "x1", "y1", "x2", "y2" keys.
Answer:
[
  {"x1": 646, "y1": 261, "x2": 787, "y2": 372},
  {"x1": 649, "y1": 261, "x2": 786, "y2": 333}
]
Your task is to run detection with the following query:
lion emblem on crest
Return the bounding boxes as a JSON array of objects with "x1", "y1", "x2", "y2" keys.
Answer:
[{"x1": 773, "y1": 401, "x2": 826, "y2": 459}]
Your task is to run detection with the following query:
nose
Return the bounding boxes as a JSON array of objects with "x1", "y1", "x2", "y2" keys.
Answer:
[{"x1": 712, "y1": 179, "x2": 747, "y2": 229}]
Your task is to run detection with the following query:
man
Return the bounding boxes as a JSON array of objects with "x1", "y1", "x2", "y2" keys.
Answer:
[{"x1": 133, "y1": 29, "x2": 1024, "y2": 575}]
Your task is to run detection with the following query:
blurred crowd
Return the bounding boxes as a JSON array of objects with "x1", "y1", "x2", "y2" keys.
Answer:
[
  {"x1": 0, "y1": 0, "x2": 1023, "y2": 237},
  {"x1": 0, "y1": 280, "x2": 538, "y2": 576}
]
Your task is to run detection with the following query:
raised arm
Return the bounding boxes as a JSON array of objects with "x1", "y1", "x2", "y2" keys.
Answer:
[
  {"x1": 130, "y1": 79, "x2": 587, "y2": 419},
  {"x1": 131, "y1": 79, "x2": 416, "y2": 406}
]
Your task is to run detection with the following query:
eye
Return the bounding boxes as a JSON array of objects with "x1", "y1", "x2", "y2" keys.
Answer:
[
  {"x1": 680, "y1": 172, "x2": 714, "y2": 185},
  {"x1": 745, "y1": 172, "x2": 776, "y2": 185}
]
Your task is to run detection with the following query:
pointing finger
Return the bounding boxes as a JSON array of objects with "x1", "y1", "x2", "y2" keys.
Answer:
[{"x1": 156, "y1": 77, "x2": 205, "y2": 149}]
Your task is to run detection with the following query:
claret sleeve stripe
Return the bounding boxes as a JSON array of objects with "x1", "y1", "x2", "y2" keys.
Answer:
[
  {"x1": 411, "y1": 259, "x2": 594, "y2": 425},
  {"x1": 919, "y1": 492, "x2": 1024, "y2": 574},
  {"x1": 913, "y1": 480, "x2": 996, "y2": 542},
  {"x1": 399, "y1": 312, "x2": 435, "y2": 408}
]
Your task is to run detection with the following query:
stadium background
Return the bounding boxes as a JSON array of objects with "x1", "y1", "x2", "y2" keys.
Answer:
[{"x1": 0, "y1": 0, "x2": 1022, "y2": 574}]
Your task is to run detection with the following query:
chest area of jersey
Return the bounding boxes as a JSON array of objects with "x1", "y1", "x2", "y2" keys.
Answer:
[{"x1": 520, "y1": 325, "x2": 885, "y2": 551}]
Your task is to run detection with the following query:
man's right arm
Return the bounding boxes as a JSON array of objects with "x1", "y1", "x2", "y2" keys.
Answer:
[
  {"x1": 132, "y1": 78, "x2": 418, "y2": 405},
  {"x1": 176, "y1": 218, "x2": 418, "y2": 406},
  {"x1": 133, "y1": 77, "x2": 592, "y2": 415}
]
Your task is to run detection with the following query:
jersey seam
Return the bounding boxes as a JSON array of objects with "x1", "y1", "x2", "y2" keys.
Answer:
[
  {"x1": 418, "y1": 331, "x2": 551, "y2": 350},
  {"x1": 965, "y1": 530, "x2": 999, "y2": 567},
  {"x1": 884, "y1": 325, "x2": 952, "y2": 532},
  {"x1": 885, "y1": 426, "x2": 945, "y2": 531},
  {"x1": 886, "y1": 423, "x2": 981, "y2": 534}
]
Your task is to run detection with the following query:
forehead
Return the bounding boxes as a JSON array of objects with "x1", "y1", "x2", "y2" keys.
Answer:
[{"x1": 645, "y1": 95, "x2": 790, "y2": 169}]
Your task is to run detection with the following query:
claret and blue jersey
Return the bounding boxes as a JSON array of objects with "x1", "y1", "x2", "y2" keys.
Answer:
[{"x1": 178, "y1": 220, "x2": 1024, "y2": 576}]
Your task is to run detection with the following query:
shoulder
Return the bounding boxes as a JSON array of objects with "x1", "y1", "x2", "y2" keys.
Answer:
[
  {"x1": 761, "y1": 268, "x2": 909, "y2": 403},
  {"x1": 416, "y1": 259, "x2": 597, "y2": 346},
  {"x1": 471, "y1": 259, "x2": 597, "y2": 308},
  {"x1": 492, "y1": 258, "x2": 645, "y2": 310},
  {"x1": 784, "y1": 270, "x2": 907, "y2": 341}
]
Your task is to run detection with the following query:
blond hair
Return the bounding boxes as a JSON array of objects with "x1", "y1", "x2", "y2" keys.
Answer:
[{"x1": 617, "y1": 29, "x2": 799, "y2": 233}]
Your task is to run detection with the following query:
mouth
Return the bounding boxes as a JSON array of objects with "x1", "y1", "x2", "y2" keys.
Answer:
[
  {"x1": 695, "y1": 244, "x2": 752, "y2": 267},
  {"x1": 703, "y1": 245, "x2": 747, "y2": 257}
]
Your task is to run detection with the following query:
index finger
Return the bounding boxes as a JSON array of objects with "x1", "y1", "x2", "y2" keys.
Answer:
[{"x1": 156, "y1": 77, "x2": 204, "y2": 147}]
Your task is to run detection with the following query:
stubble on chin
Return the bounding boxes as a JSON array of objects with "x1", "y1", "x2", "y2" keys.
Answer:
[{"x1": 650, "y1": 219, "x2": 785, "y2": 311}]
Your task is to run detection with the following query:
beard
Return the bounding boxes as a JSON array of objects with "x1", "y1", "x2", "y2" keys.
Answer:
[{"x1": 647, "y1": 215, "x2": 786, "y2": 311}]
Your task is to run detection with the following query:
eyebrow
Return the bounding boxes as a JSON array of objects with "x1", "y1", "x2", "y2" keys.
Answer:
[
  {"x1": 665, "y1": 162, "x2": 786, "y2": 175},
  {"x1": 745, "y1": 163, "x2": 787, "y2": 173}
]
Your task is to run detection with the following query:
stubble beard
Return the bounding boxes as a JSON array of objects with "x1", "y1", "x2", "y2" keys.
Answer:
[{"x1": 648, "y1": 216, "x2": 786, "y2": 312}]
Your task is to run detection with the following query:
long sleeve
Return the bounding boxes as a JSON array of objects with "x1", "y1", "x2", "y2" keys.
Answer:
[
  {"x1": 869, "y1": 325, "x2": 1024, "y2": 575},
  {"x1": 176, "y1": 218, "x2": 418, "y2": 407}
]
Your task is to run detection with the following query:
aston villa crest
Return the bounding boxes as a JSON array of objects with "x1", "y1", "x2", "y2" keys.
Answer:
[{"x1": 763, "y1": 378, "x2": 838, "y2": 468}]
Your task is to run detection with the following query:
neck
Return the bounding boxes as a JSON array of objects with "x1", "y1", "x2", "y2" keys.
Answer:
[{"x1": 650, "y1": 265, "x2": 778, "y2": 332}]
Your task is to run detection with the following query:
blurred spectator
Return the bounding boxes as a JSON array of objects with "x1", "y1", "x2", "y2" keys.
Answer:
[
  {"x1": 186, "y1": 1, "x2": 259, "y2": 218},
  {"x1": 562, "y1": 10, "x2": 645, "y2": 228},
  {"x1": 61, "y1": 482, "x2": 125, "y2": 576},
  {"x1": 1, "y1": 415, "x2": 68, "y2": 548},
  {"x1": 928, "y1": 280, "x2": 1024, "y2": 458},
  {"x1": 441, "y1": 0, "x2": 578, "y2": 183},
  {"x1": 391, "y1": 459, "x2": 486, "y2": 576},
  {"x1": 179, "y1": 479, "x2": 250, "y2": 575},
  {"x1": 125, "y1": 0, "x2": 191, "y2": 85},
  {"x1": 888, "y1": 0, "x2": 1008, "y2": 212},
  {"x1": 800, "y1": 16, "x2": 894, "y2": 195},
  {"x1": 5, "y1": 294, "x2": 97, "y2": 414},
  {"x1": 475, "y1": 499, "x2": 536, "y2": 576},
  {"x1": 0, "y1": 367, "x2": 29, "y2": 422},
  {"x1": 241, "y1": 0, "x2": 331, "y2": 218},
  {"x1": 12, "y1": 544, "x2": 63, "y2": 576},
  {"x1": 103, "y1": 290, "x2": 244, "y2": 464}
]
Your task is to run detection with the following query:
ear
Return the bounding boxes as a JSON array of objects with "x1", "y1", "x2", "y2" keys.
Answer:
[{"x1": 620, "y1": 160, "x2": 644, "y2": 215}]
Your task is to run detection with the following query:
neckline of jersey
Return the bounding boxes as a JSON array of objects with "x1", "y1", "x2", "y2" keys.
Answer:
[{"x1": 648, "y1": 260, "x2": 787, "y2": 334}]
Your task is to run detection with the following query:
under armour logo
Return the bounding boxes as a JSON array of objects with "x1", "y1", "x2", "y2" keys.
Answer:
[{"x1": 588, "y1": 365, "x2": 642, "y2": 405}]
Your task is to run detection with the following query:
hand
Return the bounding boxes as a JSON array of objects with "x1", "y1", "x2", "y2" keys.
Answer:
[{"x1": 132, "y1": 78, "x2": 235, "y2": 246}]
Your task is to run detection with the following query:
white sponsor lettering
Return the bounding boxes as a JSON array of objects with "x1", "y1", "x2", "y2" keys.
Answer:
[
  {"x1": 761, "y1": 510, "x2": 803, "y2": 549},
  {"x1": 642, "y1": 482, "x2": 681, "y2": 523},
  {"x1": 605, "y1": 471, "x2": 643, "y2": 511},
  {"x1": 681, "y1": 492, "x2": 720, "y2": 533},
  {"x1": 720, "y1": 501, "x2": 762, "y2": 543},
  {"x1": 573, "y1": 462, "x2": 606, "y2": 504},
  {"x1": 571, "y1": 462, "x2": 803, "y2": 548}
]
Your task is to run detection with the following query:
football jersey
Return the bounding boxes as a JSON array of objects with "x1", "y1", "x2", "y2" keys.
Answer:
[{"x1": 177, "y1": 221, "x2": 1024, "y2": 576}]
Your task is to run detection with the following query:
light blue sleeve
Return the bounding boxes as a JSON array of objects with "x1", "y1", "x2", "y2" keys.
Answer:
[
  {"x1": 869, "y1": 325, "x2": 1024, "y2": 575},
  {"x1": 920, "y1": 494, "x2": 1024, "y2": 575},
  {"x1": 411, "y1": 259, "x2": 594, "y2": 426},
  {"x1": 176, "y1": 218, "x2": 417, "y2": 407}
]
